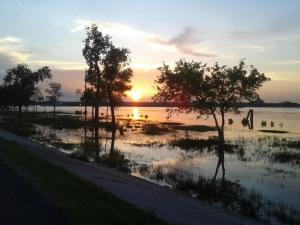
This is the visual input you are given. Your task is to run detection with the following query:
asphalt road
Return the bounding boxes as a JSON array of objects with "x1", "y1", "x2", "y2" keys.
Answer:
[{"x1": 0, "y1": 161, "x2": 69, "y2": 225}]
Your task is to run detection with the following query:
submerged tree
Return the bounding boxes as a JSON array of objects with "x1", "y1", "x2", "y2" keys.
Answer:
[
  {"x1": 1, "y1": 64, "x2": 52, "y2": 113},
  {"x1": 154, "y1": 59, "x2": 269, "y2": 181},
  {"x1": 82, "y1": 24, "x2": 111, "y2": 122},
  {"x1": 46, "y1": 82, "x2": 63, "y2": 114}
]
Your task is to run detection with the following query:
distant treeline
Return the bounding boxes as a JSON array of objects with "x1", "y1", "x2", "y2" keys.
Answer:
[{"x1": 40, "y1": 101, "x2": 300, "y2": 108}]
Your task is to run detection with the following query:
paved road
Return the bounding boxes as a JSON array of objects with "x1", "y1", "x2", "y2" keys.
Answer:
[
  {"x1": 0, "y1": 128, "x2": 266, "y2": 225},
  {"x1": 0, "y1": 161, "x2": 69, "y2": 225}
]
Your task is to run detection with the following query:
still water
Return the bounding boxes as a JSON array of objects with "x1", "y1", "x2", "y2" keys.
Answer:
[{"x1": 25, "y1": 106, "x2": 300, "y2": 223}]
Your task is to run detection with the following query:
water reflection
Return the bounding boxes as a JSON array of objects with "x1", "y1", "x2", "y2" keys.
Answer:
[
  {"x1": 75, "y1": 119, "x2": 130, "y2": 172},
  {"x1": 133, "y1": 107, "x2": 139, "y2": 120}
]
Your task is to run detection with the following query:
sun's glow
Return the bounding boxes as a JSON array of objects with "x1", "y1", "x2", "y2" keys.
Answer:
[{"x1": 129, "y1": 89, "x2": 142, "y2": 101}]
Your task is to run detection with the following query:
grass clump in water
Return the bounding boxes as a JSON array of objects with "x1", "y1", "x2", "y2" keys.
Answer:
[
  {"x1": 272, "y1": 152, "x2": 300, "y2": 165},
  {"x1": 142, "y1": 123, "x2": 170, "y2": 135},
  {"x1": 258, "y1": 129, "x2": 289, "y2": 134},
  {"x1": 173, "y1": 125, "x2": 216, "y2": 132}
]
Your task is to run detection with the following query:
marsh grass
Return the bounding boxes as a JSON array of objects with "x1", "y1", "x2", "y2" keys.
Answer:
[
  {"x1": 173, "y1": 125, "x2": 216, "y2": 132},
  {"x1": 258, "y1": 129, "x2": 289, "y2": 134},
  {"x1": 272, "y1": 152, "x2": 300, "y2": 165},
  {"x1": 169, "y1": 136, "x2": 239, "y2": 154},
  {"x1": 130, "y1": 141, "x2": 165, "y2": 148},
  {"x1": 142, "y1": 123, "x2": 170, "y2": 135}
]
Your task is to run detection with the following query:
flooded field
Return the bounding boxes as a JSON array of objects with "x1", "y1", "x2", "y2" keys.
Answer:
[{"x1": 1, "y1": 106, "x2": 300, "y2": 225}]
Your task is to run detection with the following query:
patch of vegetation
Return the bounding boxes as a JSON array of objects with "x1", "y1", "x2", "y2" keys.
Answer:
[
  {"x1": 272, "y1": 152, "x2": 300, "y2": 165},
  {"x1": 169, "y1": 137, "x2": 219, "y2": 151},
  {"x1": 99, "y1": 149, "x2": 131, "y2": 173},
  {"x1": 173, "y1": 125, "x2": 216, "y2": 132},
  {"x1": 0, "y1": 138, "x2": 168, "y2": 225},
  {"x1": 257, "y1": 136, "x2": 300, "y2": 150},
  {"x1": 0, "y1": 112, "x2": 84, "y2": 132},
  {"x1": 258, "y1": 129, "x2": 289, "y2": 134},
  {"x1": 169, "y1": 137, "x2": 238, "y2": 154},
  {"x1": 142, "y1": 123, "x2": 169, "y2": 135},
  {"x1": 159, "y1": 122, "x2": 183, "y2": 126},
  {"x1": 130, "y1": 141, "x2": 165, "y2": 148}
]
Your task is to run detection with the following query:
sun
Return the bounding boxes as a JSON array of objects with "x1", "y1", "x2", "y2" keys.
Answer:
[{"x1": 129, "y1": 90, "x2": 142, "y2": 101}]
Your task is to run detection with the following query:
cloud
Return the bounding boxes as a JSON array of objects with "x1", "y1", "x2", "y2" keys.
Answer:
[
  {"x1": 265, "y1": 60, "x2": 300, "y2": 65},
  {"x1": 148, "y1": 27, "x2": 216, "y2": 57},
  {"x1": 28, "y1": 60, "x2": 86, "y2": 70},
  {"x1": 0, "y1": 36, "x2": 33, "y2": 64},
  {"x1": 72, "y1": 20, "x2": 216, "y2": 57}
]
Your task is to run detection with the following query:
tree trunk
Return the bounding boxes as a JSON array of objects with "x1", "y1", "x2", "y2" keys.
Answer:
[
  {"x1": 94, "y1": 123, "x2": 100, "y2": 161},
  {"x1": 110, "y1": 104, "x2": 116, "y2": 154},
  {"x1": 53, "y1": 103, "x2": 56, "y2": 117},
  {"x1": 18, "y1": 105, "x2": 22, "y2": 115}
]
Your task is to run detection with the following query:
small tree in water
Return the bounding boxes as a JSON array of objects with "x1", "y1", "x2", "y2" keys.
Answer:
[
  {"x1": 46, "y1": 82, "x2": 63, "y2": 114},
  {"x1": 154, "y1": 59, "x2": 269, "y2": 181}
]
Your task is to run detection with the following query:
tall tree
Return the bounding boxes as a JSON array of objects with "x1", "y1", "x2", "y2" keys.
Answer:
[
  {"x1": 2, "y1": 64, "x2": 52, "y2": 113},
  {"x1": 46, "y1": 82, "x2": 63, "y2": 114},
  {"x1": 82, "y1": 24, "x2": 111, "y2": 122},
  {"x1": 103, "y1": 45, "x2": 133, "y2": 152}
]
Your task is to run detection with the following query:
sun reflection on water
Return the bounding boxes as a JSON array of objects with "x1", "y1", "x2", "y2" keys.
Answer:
[{"x1": 133, "y1": 107, "x2": 139, "y2": 120}]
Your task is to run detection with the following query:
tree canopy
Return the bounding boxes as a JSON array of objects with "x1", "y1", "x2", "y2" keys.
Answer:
[
  {"x1": 1, "y1": 63, "x2": 52, "y2": 112},
  {"x1": 46, "y1": 82, "x2": 63, "y2": 113}
]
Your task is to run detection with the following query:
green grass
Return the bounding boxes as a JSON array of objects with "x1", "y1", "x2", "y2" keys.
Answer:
[{"x1": 0, "y1": 138, "x2": 168, "y2": 225}]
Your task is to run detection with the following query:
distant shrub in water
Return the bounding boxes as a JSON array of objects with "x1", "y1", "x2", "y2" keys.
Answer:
[
  {"x1": 261, "y1": 120, "x2": 267, "y2": 127},
  {"x1": 142, "y1": 123, "x2": 169, "y2": 135},
  {"x1": 241, "y1": 118, "x2": 249, "y2": 127}
]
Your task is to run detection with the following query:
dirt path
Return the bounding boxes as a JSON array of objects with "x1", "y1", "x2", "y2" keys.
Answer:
[{"x1": 0, "y1": 128, "x2": 265, "y2": 225}]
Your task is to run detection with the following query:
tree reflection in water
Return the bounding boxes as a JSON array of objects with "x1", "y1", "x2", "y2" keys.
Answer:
[{"x1": 73, "y1": 119, "x2": 130, "y2": 173}]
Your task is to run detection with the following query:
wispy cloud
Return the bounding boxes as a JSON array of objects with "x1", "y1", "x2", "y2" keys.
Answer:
[
  {"x1": 0, "y1": 36, "x2": 33, "y2": 62},
  {"x1": 265, "y1": 60, "x2": 300, "y2": 65},
  {"x1": 28, "y1": 60, "x2": 86, "y2": 70},
  {"x1": 72, "y1": 20, "x2": 216, "y2": 57}
]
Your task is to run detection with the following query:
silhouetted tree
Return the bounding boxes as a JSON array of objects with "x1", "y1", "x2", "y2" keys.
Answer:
[
  {"x1": 82, "y1": 24, "x2": 111, "y2": 122},
  {"x1": 46, "y1": 82, "x2": 63, "y2": 114},
  {"x1": 103, "y1": 45, "x2": 133, "y2": 152},
  {"x1": 154, "y1": 59, "x2": 269, "y2": 144},
  {"x1": 154, "y1": 59, "x2": 269, "y2": 182},
  {"x1": 31, "y1": 87, "x2": 43, "y2": 112},
  {"x1": 2, "y1": 64, "x2": 52, "y2": 113}
]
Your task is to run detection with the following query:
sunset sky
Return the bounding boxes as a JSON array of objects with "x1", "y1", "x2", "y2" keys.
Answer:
[{"x1": 0, "y1": 0, "x2": 299, "y2": 102}]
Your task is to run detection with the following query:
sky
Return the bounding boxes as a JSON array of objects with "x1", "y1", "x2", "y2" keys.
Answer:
[{"x1": 0, "y1": 0, "x2": 299, "y2": 102}]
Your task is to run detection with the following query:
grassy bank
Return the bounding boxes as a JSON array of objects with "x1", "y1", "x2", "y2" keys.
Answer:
[{"x1": 0, "y1": 138, "x2": 167, "y2": 225}]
